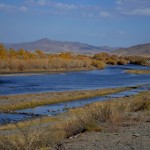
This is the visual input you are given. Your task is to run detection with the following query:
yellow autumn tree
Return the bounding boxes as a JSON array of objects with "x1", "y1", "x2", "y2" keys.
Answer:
[{"x1": 0, "y1": 44, "x2": 7, "y2": 59}]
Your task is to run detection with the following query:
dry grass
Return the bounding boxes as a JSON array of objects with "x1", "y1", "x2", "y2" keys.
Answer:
[
  {"x1": 0, "y1": 56, "x2": 93, "y2": 73},
  {"x1": 0, "y1": 87, "x2": 131, "y2": 112},
  {"x1": 0, "y1": 90, "x2": 149, "y2": 149},
  {"x1": 126, "y1": 69, "x2": 150, "y2": 74},
  {"x1": 0, "y1": 116, "x2": 59, "y2": 130},
  {"x1": 0, "y1": 122, "x2": 65, "y2": 150},
  {"x1": 0, "y1": 44, "x2": 132, "y2": 74}
]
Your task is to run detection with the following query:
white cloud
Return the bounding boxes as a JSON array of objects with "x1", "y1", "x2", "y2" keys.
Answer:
[
  {"x1": 0, "y1": 3, "x2": 28, "y2": 13},
  {"x1": 37, "y1": 0, "x2": 46, "y2": 6},
  {"x1": 26, "y1": 0, "x2": 47, "y2": 6},
  {"x1": 116, "y1": 0, "x2": 150, "y2": 16},
  {"x1": 20, "y1": 6, "x2": 28, "y2": 12},
  {"x1": 26, "y1": 0, "x2": 34, "y2": 3},
  {"x1": 0, "y1": 1, "x2": 113, "y2": 19},
  {"x1": 0, "y1": 3, "x2": 16, "y2": 12},
  {"x1": 99, "y1": 11, "x2": 111, "y2": 18},
  {"x1": 122, "y1": 8, "x2": 150, "y2": 16},
  {"x1": 54, "y1": 3, "x2": 77, "y2": 10},
  {"x1": 81, "y1": 12, "x2": 94, "y2": 18},
  {"x1": 26, "y1": 0, "x2": 77, "y2": 10},
  {"x1": 24, "y1": 1, "x2": 112, "y2": 18},
  {"x1": 116, "y1": 0, "x2": 123, "y2": 5}
]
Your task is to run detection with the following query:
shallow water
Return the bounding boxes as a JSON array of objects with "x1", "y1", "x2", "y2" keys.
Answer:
[
  {"x1": 0, "y1": 64, "x2": 150, "y2": 95},
  {"x1": 0, "y1": 113, "x2": 34, "y2": 125},
  {"x1": 0, "y1": 85, "x2": 149, "y2": 125},
  {"x1": 0, "y1": 64, "x2": 150, "y2": 124},
  {"x1": 16, "y1": 85, "x2": 150, "y2": 116}
]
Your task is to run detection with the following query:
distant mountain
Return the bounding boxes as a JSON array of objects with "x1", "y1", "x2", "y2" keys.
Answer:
[
  {"x1": 113, "y1": 43, "x2": 150, "y2": 57},
  {"x1": 4, "y1": 38, "x2": 116, "y2": 54}
]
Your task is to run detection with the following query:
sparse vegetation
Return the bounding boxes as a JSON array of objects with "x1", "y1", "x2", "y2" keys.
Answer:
[
  {"x1": 124, "y1": 56, "x2": 150, "y2": 66},
  {"x1": 93, "y1": 52, "x2": 129, "y2": 65},
  {"x1": 0, "y1": 43, "x2": 150, "y2": 149},
  {"x1": 0, "y1": 90, "x2": 149, "y2": 150},
  {"x1": 126, "y1": 69, "x2": 150, "y2": 74},
  {"x1": 0, "y1": 87, "x2": 130, "y2": 112}
]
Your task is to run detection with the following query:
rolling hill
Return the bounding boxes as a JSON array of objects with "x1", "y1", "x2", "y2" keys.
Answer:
[
  {"x1": 4, "y1": 38, "x2": 116, "y2": 54},
  {"x1": 113, "y1": 43, "x2": 150, "y2": 57}
]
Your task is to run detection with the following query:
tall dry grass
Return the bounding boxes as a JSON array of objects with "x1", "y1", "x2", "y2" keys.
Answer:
[
  {"x1": 0, "y1": 91, "x2": 149, "y2": 149},
  {"x1": 0, "y1": 57, "x2": 92, "y2": 73},
  {"x1": 2, "y1": 44, "x2": 149, "y2": 73}
]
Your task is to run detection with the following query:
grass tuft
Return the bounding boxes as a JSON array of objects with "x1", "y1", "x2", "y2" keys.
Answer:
[{"x1": 0, "y1": 90, "x2": 149, "y2": 150}]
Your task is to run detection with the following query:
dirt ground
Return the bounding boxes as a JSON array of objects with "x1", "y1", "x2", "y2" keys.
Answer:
[{"x1": 55, "y1": 113, "x2": 150, "y2": 150}]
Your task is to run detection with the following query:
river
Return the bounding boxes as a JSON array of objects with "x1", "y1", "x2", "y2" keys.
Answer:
[
  {"x1": 0, "y1": 64, "x2": 150, "y2": 95},
  {"x1": 0, "y1": 64, "x2": 150, "y2": 124}
]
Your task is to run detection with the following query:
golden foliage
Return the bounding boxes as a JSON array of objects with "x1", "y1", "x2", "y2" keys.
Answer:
[{"x1": 0, "y1": 44, "x2": 149, "y2": 73}]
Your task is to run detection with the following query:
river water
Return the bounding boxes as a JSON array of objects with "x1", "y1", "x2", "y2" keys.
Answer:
[
  {"x1": 0, "y1": 64, "x2": 150, "y2": 95},
  {"x1": 0, "y1": 64, "x2": 150, "y2": 124}
]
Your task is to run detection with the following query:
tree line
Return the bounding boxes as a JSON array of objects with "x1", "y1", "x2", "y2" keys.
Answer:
[{"x1": 0, "y1": 44, "x2": 149, "y2": 73}]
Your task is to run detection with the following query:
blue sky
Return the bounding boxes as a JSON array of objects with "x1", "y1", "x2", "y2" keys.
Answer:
[{"x1": 0, "y1": 0, "x2": 150, "y2": 47}]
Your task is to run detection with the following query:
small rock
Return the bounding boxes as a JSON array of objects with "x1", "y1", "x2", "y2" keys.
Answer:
[
  {"x1": 131, "y1": 146, "x2": 135, "y2": 150},
  {"x1": 69, "y1": 133, "x2": 80, "y2": 139},
  {"x1": 144, "y1": 116, "x2": 150, "y2": 122},
  {"x1": 132, "y1": 134, "x2": 140, "y2": 137}
]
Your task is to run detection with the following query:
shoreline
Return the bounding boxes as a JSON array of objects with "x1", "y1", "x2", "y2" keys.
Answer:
[
  {"x1": 0, "y1": 87, "x2": 132, "y2": 112},
  {"x1": 0, "y1": 90, "x2": 149, "y2": 150},
  {"x1": 0, "y1": 63, "x2": 149, "y2": 76},
  {"x1": 0, "y1": 67, "x2": 96, "y2": 76},
  {"x1": 126, "y1": 69, "x2": 150, "y2": 74}
]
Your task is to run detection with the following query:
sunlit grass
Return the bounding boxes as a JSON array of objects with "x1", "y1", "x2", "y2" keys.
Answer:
[
  {"x1": 0, "y1": 116, "x2": 59, "y2": 130},
  {"x1": 0, "y1": 87, "x2": 131, "y2": 112},
  {"x1": 0, "y1": 90, "x2": 149, "y2": 149},
  {"x1": 126, "y1": 69, "x2": 150, "y2": 74}
]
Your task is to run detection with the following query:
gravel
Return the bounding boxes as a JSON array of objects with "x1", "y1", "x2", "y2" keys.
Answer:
[{"x1": 56, "y1": 113, "x2": 150, "y2": 150}]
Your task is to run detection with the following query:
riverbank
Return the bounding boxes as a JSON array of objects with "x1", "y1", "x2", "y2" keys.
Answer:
[
  {"x1": 126, "y1": 69, "x2": 150, "y2": 74},
  {"x1": 1, "y1": 64, "x2": 149, "y2": 76},
  {"x1": 0, "y1": 90, "x2": 149, "y2": 149},
  {"x1": 58, "y1": 91, "x2": 150, "y2": 150},
  {"x1": 0, "y1": 67, "x2": 96, "y2": 76},
  {"x1": 60, "y1": 121, "x2": 150, "y2": 150},
  {"x1": 0, "y1": 87, "x2": 131, "y2": 112}
]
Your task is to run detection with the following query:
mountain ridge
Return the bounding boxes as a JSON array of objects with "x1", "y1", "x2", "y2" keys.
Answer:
[
  {"x1": 112, "y1": 43, "x2": 150, "y2": 57},
  {"x1": 3, "y1": 38, "x2": 117, "y2": 54}
]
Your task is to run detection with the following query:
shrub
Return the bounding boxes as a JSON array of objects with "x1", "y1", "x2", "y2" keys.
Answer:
[
  {"x1": 117, "y1": 59, "x2": 128, "y2": 65},
  {"x1": 92, "y1": 60, "x2": 106, "y2": 69}
]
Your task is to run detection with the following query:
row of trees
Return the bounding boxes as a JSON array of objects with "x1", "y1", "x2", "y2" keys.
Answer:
[
  {"x1": 0, "y1": 44, "x2": 92, "y2": 72},
  {"x1": 0, "y1": 44, "x2": 149, "y2": 72}
]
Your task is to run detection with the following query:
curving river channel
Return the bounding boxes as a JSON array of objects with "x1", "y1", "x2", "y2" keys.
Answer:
[
  {"x1": 0, "y1": 64, "x2": 150, "y2": 124},
  {"x1": 0, "y1": 64, "x2": 150, "y2": 95}
]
